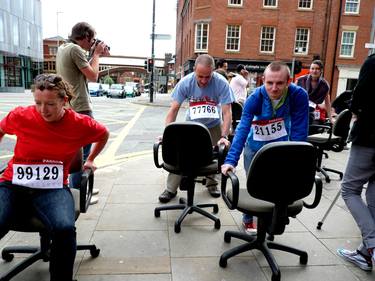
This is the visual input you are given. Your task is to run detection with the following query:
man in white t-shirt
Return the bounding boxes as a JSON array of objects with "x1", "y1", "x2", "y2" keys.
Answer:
[{"x1": 230, "y1": 64, "x2": 249, "y2": 105}]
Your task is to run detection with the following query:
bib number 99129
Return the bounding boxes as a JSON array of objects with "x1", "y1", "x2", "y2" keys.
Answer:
[{"x1": 12, "y1": 164, "x2": 63, "y2": 189}]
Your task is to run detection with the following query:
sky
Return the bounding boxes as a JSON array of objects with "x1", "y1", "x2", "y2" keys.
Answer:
[{"x1": 41, "y1": 0, "x2": 177, "y2": 59}]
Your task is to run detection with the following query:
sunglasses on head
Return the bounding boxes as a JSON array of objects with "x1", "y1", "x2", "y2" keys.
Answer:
[{"x1": 33, "y1": 74, "x2": 63, "y2": 91}]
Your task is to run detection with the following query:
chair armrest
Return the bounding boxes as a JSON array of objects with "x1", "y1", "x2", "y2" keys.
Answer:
[
  {"x1": 153, "y1": 141, "x2": 163, "y2": 168},
  {"x1": 221, "y1": 171, "x2": 239, "y2": 210},
  {"x1": 80, "y1": 168, "x2": 94, "y2": 213},
  {"x1": 309, "y1": 124, "x2": 332, "y2": 132},
  {"x1": 303, "y1": 176, "x2": 323, "y2": 209},
  {"x1": 213, "y1": 143, "x2": 228, "y2": 170}
]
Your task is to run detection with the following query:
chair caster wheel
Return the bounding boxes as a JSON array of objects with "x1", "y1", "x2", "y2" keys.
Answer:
[
  {"x1": 224, "y1": 232, "x2": 231, "y2": 243},
  {"x1": 174, "y1": 223, "x2": 181, "y2": 233},
  {"x1": 300, "y1": 253, "x2": 308, "y2": 264},
  {"x1": 213, "y1": 205, "x2": 219, "y2": 213},
  {"x1": 219, "y1": 257, "x2": 227, "y2": 268},
  {"x1": 271, "y1": 274, "x2": 281, "y2": 281},
  {"x1": 267, "y1": 234, "x2": 274, "y2": 241},
  {"x1": 2, "y1": 252, "x2": 14, "y2": 262},
  {"x1": 325, "y1": 178, "x2": 331, "y2": 183},
  {"x1": 317, "y1": 221, "x2": 323, "y2": 230},
  {"x1": 179, "y1": 198, "x2": 184, "y2": 204},
  {"x1": 154, "y1": 209, "x2": 160, "y2": 217},
  {"x1": 214, "y1": 220, "x2": 221, "y2": 229},
  {"x1": 90, "y1": 248, "x2": 100, "y2": 258}
]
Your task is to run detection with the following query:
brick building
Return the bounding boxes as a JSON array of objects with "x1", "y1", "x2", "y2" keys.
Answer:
[
  {"x1": 43, "y1": 36, "x2": 65, "y2": 73},
  {"x1": 175, "y1": 0, "x2": 375, "y2": 99}
]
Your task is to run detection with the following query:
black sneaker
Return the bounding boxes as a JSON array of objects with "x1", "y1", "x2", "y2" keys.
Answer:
[
  {"x1": 158, "y1": 189, "x2": 177, "y2": 203},
  {"x1": 207, "y1": 184, "x2": 221, "y2": 198}
]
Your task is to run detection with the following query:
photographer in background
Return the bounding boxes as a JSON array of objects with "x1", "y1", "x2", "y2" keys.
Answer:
[
  {"x1": 56, "y1": 22, "x2": 110, "y2": 204},
  {"x1": 230, "y1": 64, "x2": 249, "y2": 105}
]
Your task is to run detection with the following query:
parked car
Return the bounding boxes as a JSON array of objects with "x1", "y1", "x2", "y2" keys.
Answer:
[
  {"x1": 107, "y1": 84, "x2": 125, "y2": 98},
  {"x1": 101, "y1": 84, "x2": 110, "y2": 97},
  {"x1": 88, "y1": 82, "x2": 104, "y2": 97},
  {"x1": 124, "y1": 85, "x2": 135, "y2": 98}
]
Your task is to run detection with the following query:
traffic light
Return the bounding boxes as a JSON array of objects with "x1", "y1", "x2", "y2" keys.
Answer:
[
  {"x1": 144, "y1": 60, "x2": 148, "y2": 70},
  {"x1": 147, "y1": 58, "x2": 154, "y2": 73}
]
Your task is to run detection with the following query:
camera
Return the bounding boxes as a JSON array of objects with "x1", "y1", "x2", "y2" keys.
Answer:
[{"x1": 93, "y1": 39, "x2": 110, "y2": 51}]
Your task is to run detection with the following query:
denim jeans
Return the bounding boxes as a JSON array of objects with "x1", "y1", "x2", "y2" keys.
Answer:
[
  {"x1": 0, "y1": 182, "x2": 76, "y2": 281},
  {"x1": 69, "y1": 110, "x2": 93, "y2": 189},
  {"x1": 341, "y1": 144, "x2": 375, "y2": 253},
  {"x1": 242, "y1": 144, "x2": 256, "y2": 224}
]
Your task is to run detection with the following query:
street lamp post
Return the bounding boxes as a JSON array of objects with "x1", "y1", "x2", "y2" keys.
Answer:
[
  {"x1": 56, "y1": 11, "x2": 63, "y2": 48},
  {"x1": 150, "y1": 0, "x2": 156, "y2": 103}
]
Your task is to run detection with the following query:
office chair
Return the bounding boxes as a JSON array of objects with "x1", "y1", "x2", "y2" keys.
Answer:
[
  {"x1": 220, "y1": 141, "x2": 322, "y2": 281},
  {"x1": 0, "y1": 150, "x2": 99, "y2": 281},
  {"x1": 307, "y1": 109, "x2": 352, "y2": 183},
  {"x1": 229, "y1": 102, "x2": 243, "y2": 142},
  {"x1": 154, "y1": 121, "x2": 225, "y2": 233}
]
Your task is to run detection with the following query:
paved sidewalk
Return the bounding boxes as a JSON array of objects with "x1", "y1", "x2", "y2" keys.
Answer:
[{"x1": 0, "y1": 146, "x2": 374, "y2": 281}]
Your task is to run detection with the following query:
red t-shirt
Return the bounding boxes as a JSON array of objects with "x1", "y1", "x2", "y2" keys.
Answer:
[{"x1": 0, "y1": 106, "x2": 107, "y2": 186}]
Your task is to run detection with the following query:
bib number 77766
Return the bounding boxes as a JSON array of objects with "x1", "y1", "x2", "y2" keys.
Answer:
[{"x1": 189, "y1": 102, "x2": 219, "y2": 120}]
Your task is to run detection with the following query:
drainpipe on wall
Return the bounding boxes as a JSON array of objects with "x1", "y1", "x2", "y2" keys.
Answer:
[
  {"x1": 321, "y1": 0, "x2": 333, "y2": 63},
  {"x1": 329, "y1": 0, "x2": 343, "y2": 99}
]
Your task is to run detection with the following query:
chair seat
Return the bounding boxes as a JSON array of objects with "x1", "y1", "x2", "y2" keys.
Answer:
[
  {"x1": 307, "y1": 133, "x2": 341, "y2": 144},
  {"x1": 10, "y1": 189, "x2": 80, "y2": 232},
  {"x1": 227, "y1": 189, "x2": 303, "y2": 216},
  {"x1": 163, "y1": 160, "x2": 218, "y2": 176}
]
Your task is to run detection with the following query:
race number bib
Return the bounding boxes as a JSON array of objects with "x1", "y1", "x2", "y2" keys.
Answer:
[
  {"x1": 252, "y1": 118, "x2": 287, "y2": 141},
  {"x1": 12, "y1": 161, "x2": 63, "y2": 189},
  {"x1": 189, "y1": 101, "x2": 219, "y2": 120},
  {"x1": 308, "y1": 100, "x2": 316, "y2": 108}
]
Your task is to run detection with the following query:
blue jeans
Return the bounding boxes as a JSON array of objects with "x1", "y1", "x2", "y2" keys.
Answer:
[
  {"x1": 0, "y1": 182, "x2": 76, "y2": 281},
  {"x1": 341, "y1": 145, "x2": 375, "y2": 253},
  {"x1": 243, "y1": 145, "x2": 256, "y2": 224},
  {"x1": 69, "y1": 111, "x2": 93, "y2": 189}
]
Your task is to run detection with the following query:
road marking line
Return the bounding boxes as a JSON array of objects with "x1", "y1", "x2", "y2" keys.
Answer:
[
  {"x1": 96, "y1": 106, "x2": 146, "y2": 166},
  {"x1": 0, "y1": 154, "x2": 13, "y2": 159}
]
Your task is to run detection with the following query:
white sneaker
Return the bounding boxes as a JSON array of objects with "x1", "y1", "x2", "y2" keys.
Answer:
[
  {"x1": 337, "y1": 248, "x2": 372, "y2": 271},
  {"x1": 92, "y1": 188, "x2": 99, "y2": 195},
  {"x1": 89, "y1": 196, "x2": 99, "y2": 205}
]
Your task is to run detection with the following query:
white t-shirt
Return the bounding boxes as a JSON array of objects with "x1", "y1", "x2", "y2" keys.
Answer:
[{"x1": 230, "y1": 74, "x2": 248, "y2": 103}]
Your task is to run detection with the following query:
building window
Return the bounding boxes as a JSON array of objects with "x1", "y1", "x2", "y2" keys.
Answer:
[
  {"x1": 260, "y1": 26, "x2": 275, "y2": 53},
  {"x1": 0, "y1": 13, "x2": 4, "y2": 42},
  {"x1": 195, "y1": 23, "x2": 209, "y2": 52},
  {"x1": 228, "y1": 0, "x2": 243, "y2": 6},
  {"x1": 263, "y1": 0, "x2": 277, "y2": 8},
  {"x1": 49, "y1": 46, "x2": 58, "y2": 55},
  {"x1": 294, "y1": 28, "x2": 310, "y2": 54},
  {"x1": 345, "y1": 0, "x2": 360, "y2": 14},
  {"x1": 298, "y1": 0, "x2": 313, "y2": 9},
  {"x1": 12, "y1": 16, "x2": 19, "y2": 46},
  {"x1": 226, "y1": 25, "x2": 241, "y2": 52},
  {"x1": 340, "y1": 31, "x2": 356, "y2": 57}
]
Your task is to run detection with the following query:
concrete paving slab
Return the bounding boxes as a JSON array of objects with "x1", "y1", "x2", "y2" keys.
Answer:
[
  {"x1": 171, "y1": 257, "x2": 267, "y2": 281},
  {"x1": 97, "y1": 203, "x2": 168, "y2": 231}
]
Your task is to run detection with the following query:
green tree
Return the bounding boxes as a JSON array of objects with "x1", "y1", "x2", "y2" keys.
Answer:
[{"x1": 103, "y1": 75, "x2": 114, "y2": 86}]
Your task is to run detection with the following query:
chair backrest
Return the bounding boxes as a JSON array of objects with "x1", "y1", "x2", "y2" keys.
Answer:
[
  {"x1": 162, "y1": 121, "x2": 213, "y2": 175},
  {"x1": 332, "y1": 109, "x2": 352, "y2": 141},
  {"x1": 231, "y1": 102, "x2": 243, "y2": 131},
  {"x1": 246, "y1": 141, "x2": 317, "y2": 205}
]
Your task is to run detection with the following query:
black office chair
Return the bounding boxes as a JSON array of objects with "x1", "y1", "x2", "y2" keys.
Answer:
[
  {"x1": 0, "y1": 150, "x2": 100, "y2": 281},
  {"x1": 220, "y1": 141, "x2": 322, "y2": 281},
  {"x1": 229, "y1": 102, "x2": 243, "y2": 142},
  {"x1": 154, "y1": 121, "x2": 225, "y2": 233},
  {"x1": 307, "y1": 109, "x2": 352, "y2": 183}
]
